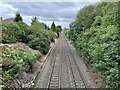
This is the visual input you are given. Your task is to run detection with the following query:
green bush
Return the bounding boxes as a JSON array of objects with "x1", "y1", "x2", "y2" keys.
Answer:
[
  {"x1": 2, "y1": 22, "x2": 28, "y2": 43},
  {"x1": 23, "y1": 49, "x2": 40, "y2": 72},
  {"x1": 63, "y1": 28, "x2": 70, "y2": 38},
  {"x1": 2, "y1": 23, "x2": 20, "y2": 43},
  {"x1": 68, "y1": 2, "x2": 119, "y2": 88},
  {"x1": 17, "y1": 21, "x2": 29, "y2": 42},
  {"x1": 28, "y1": 37, "x2": 50, "y2": 54},
  {"x1": 2, "y1": 21, "x2": 55, "y2": 55},
  {"x1": 26, "y1": 22, "x2": 55, "y2": 54},
  {"x1": 48, "y1": 30, "x2": 57, "y2": 42},
  {"x1": 1, "y1": 45, "x2": 40, "y2": 79}
]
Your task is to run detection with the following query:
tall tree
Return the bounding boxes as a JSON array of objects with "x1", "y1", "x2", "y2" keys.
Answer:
[
  {"x1": 56, "y1": 25, "x2": 62, "y2": 32},
  {"x1": 51, "y1": 21, "x2": 56, "y2": 32},
  {"x1": 56, "y1": 25, "x2": 62, "y2": 37},
  {"x1": 14, "y1": 12, "x2": 22, "y2": 22},
  {"x1": 31, "y1": 16, "x2": 38, "y2": 25}
]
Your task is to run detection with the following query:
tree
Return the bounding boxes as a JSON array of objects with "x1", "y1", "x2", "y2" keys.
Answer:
[
  {"x1": 42, "y1": 23, "x2": 49, "y2": 30},
  {"x1": 51, "y1": 21, "x2": 56, "y2": 32},
  {"x1": 67, "y1": 2, "x2": 119, "y2": 88},
  {"x1": 31, "y1": 16, "x2": 38, "y2": 25},
  {"x1": 14, "y1": 12, "x2": 22, "y2": 22},
  {"x1": 56, "y1": 25, "x2": 62, "y2": 37},
  {"x1": 56, "y1": 25, "x2": 62, "y2": 32}
]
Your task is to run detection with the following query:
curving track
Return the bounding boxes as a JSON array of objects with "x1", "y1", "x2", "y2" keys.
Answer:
[{"x1": 35, "y1": 32, "x2": 87, "y2": 89}]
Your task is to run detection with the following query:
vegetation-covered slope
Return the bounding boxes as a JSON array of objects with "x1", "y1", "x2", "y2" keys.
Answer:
[
  {"x1": 66, "y1": 2, "x2": 119, "y2": 88},
  {"x1": 1, "y1": 13, "x2": 58, "y2": 88}
]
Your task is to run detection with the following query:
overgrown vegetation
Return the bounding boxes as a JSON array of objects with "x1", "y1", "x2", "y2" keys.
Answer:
[
  {"x1": 2, "y1": 21, "x2": 28, "y2": 43},
  {"x1": 1, "y1": 44, "x2": 40, "y2": 80},
  {"x1": 66, "y1": 2, "x2": 119, "y2": 88},
  {"x1": 51, "y1": 21, "x2": 62, "y2": 38},
  {"x1": 2, "y1": 15, "x2": 57, "y2": 54},
  {"x1": 1, "y1": 12, "x2": 59, "y2": 87},
  {"x1": 27, "y1": 18, "x2": 57, "y2": 54},
  {"x1": 14, "y1": 12, "x2": 23, "y2": 22}
]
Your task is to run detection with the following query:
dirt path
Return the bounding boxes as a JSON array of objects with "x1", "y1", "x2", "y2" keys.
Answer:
[{"x1": 35, "y1": 32, "x2": 103, "y2": 88}]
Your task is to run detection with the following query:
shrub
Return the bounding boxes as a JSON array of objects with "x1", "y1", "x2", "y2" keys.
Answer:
[
  {"x1": 63, "y1": 28, "x2": 70, "y2": 38},
  {"x1": 1, "y1": 44, "x2": 40, "y2": 79},
  {"x1": 48, "y1": 30, "x2": 57, "y2": 42},
  {"x1": 17, "y1": 21, "x2": 29, "y2": 42},
  {"x1": 23, "y1": 49, "x2": 39, "y2": 72},
  {"x1": 27, "y1": 22, "x2": 55, "y2": 54},
  {"x1": 2, "y1": 22, "x2": 28, "y2": 43},
  {"x1": 2, "y1": 23, "x2": 20, "y2": 43},
  {"x1": 67, "y1": 2, "x2": 119, "y2": 88},
  {"x1": 28, "y1": 37, "x2": 50, "y2": 54}
]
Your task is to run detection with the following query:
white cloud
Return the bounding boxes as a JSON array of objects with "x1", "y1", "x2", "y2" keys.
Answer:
[
  {"x1": 43, "y1": 21, "x2": 69, "y2": 29},
  {"x1": 2, "y1": 2, "x2": 96, "y2": 28},
  {"x1": 22, "y1": 15, "x2": 32, "y2": 25},
  {"x1": 2, "y1": 0, "x2": 100, "y2": 2},
  {"x1": 3, "y1": 4, "x2": 18, "y2": 11},
  {"x1": 2, "y1": 3, "x2": 18, "y2": 18}
]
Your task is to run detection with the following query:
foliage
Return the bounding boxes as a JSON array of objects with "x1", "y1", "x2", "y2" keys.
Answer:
[
  {"x1": 48, "y1": 30, "x2": 57, "y2": 42},
  {"x1": 56, "y1": 25, "x2": 62, "y2": 37},
  {"x1": 63, "y1": 28, "x2": 70, "y2": 38},
  {"x1": 51, "y1": 21, "x2": 56, "y2": 32},
  {"x1": 51, "y1": 22, "x2": 62, "y2": 38},
  {"x1": 14, "y1": 12, "x2": 22, "y2": 22},
  {"x1": 1, "y1": 44, "x2": 40, "y2": 80},
  {"x1": 28, "y1": 38, "x2": 50, "y2": 54},
  {"x1": 2, "y1": 23, "x2": 21, "y2": 43},
  {"x1": 67, "y1": 2, "x2": 119, "y2": 88},
  {"x1": 1, "y1": 14, "x2": 57, "y2": 87},
  {"x1": 2, "y1": 22, "x2": 28, "y2": 43},
  {"x1": 23, "y1": 49, "x2": 40, "y2": 72},
  {"x1": 16, "y1": 21, "x2": 29, "y2": 42},
  {"x1": 31, "y1": 16, "x2": 38, "y2": 25},
  {"x1": 27, "y1": 21, "x2": 56, "y2": 54},
  {"x1": 2, "y1": 17, "x2": 56, "y2": 55}
]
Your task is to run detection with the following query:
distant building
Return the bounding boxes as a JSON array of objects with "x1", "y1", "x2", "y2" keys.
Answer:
[{"x1": 0, "y1": 17, "x2": 14, "y2": 23}]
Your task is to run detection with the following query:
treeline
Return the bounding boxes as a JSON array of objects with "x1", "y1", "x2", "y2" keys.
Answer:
[
  {"x1": 1, "y1": 12, "x2": 62, "y2": 87},
  {"x1": 65, "y1": 2, "x2": 119, "y2": 88},
  {"x1": 2, "y1": 12, "x2": 62, "y2": 54}
]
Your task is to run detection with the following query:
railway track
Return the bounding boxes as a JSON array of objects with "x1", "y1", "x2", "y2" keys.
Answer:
[
  {"x1": 64, "y1": 34, "x2": 87, "y2": 88},
  {"x1": 48, "y1": 57, "x2": 60, "y2": 88},
  {"x1": 35, "y1": 33, "x2": 87, "y2": 89},
  {"x1": 47, "y1": 39, "x2": 61, "y2": 89}
]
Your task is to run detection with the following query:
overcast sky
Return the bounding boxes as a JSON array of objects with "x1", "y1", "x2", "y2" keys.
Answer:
[{"x1": 1, "y1": 2, "x2": 97, "y2": 28}]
